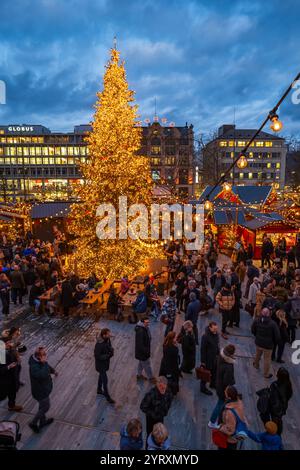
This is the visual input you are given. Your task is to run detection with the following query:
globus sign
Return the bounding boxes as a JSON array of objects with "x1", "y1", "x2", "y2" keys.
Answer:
[{"x1": 8, "y1": 126, "x2": 34, "y2": 132}]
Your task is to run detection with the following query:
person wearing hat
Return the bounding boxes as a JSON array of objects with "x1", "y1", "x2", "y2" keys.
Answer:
[
  {"x1": 252, "y1": 307, "x2": 280, "y2": 378},
  {"x1": 246, "y1": 421, "x2": 283, "y2": 450},
  {"x1": 208, "y1": 344, "x2": 236, "y2": 428}
]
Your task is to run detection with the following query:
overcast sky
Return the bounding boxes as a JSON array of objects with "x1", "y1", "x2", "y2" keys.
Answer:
[{"x1": 0, "y1": 0, "x2": 299, "y2": 138}]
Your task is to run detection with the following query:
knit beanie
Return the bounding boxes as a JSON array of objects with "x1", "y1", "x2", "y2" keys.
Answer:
[{"x1": 265, "y1": 421, "x2": 278, "y2": 435}]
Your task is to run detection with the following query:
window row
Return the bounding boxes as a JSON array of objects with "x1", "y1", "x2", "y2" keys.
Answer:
[
  {"x1": 0, "y1": 167, "x2": 81, "y2": 176},
  {"x1": 219, "y1": 140, "x2": 282, "y2": 148},
  {"x1": 0, "y1": 146, "x2": 88, "y2": 156}
]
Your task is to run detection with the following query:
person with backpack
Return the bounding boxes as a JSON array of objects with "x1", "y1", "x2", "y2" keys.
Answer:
[
  {"x1": 252, "y1": 308, "x2": 280, "y2": 378},
  {"x1": 208, "y1": 344, "x2": 236, "y2": 429},
  {"x1": 135, "y1": 317, "x2": 155, "y2": 383},
  {"x1": 284, "y1": 288, "x2": 300, "y2": 343},
  {"x1": 213, "y1": 385, "x2": 247, "y2": 450},
  {"x1": 258, "y1": 367, "x2": 293, "y2": 436},
  {"x1": 246, "y1": 421, "x2": 283, "y2": 450}
]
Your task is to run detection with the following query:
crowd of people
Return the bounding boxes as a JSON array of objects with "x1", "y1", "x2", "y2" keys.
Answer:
[{"x1": 0, "y1": 229, "x2": 299, "y2": 451}]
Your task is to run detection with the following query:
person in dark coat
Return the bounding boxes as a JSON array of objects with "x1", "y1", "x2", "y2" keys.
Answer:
[
  {"x1": 261, "y1": 237, "x2": 274, "y2": 268},
  {"x1": 0, "y1": 273, "x2": 10, "y2": 317},
  {"x1": 208, "y1": 344, "x2": 236, "y2": 428},
  {"x1": 120, "y1": 418, "x2": 143, "y2": 450},
  {"x1": 159, "y1": 331, "x2": 180, "y2": 395},
  {"x1": 247, "y1": 243, "x2": 254, "y2": 260},
  {"x1": 200, "y1": 322, "x2": 220, "y2": 395},
  {"x1": 140, "y1": 376, "x2": 173, "y2": 439},
  {"x1": 60, "y1": 277, "x2": 74, "y2": 316},
  {"x1": 260, "y1": 367, "x2": 293, "y2": 435},
  {"x1": 0, "y1": 341, "x2": 23, "y2": 412},
  {"x1": 94, "y1": 328, "x2": 115, "y2": 404},
  {"x1": 29, "y1": 346, "x2": 57, "y2": 433},
  {"x1": 135, "y1": 317, "x2": 155, "y2": 382},
  {"x1": 252, "y1": 308, "x2": 280, "y2": 378},
  {"x1": 180, "y1": 320, "x2": 196, "y2": 373},
  {"x1": 9, "y1": 265, "x2": 25, "y2": 305},
  {"x1": 107, "y1": 288, "x2": 119, "y2": 319},
  {"x1": 284, "y1": 290, "x2": 300, "y2": 343},
  {"x1": 29, "y1": 278, "x2": 44, "y2": 313},
  {"x1": 185, "y1": 292, "x2": 201, "y2": 345},
  {"x1": 175, "y1": 272, "x2": 186, "y2": 312},
  {"x1": 271, "y1": 309, "x2": 289, "y2": 363}
]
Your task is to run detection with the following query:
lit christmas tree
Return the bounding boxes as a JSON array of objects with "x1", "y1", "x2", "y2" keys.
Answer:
[{"x1": 69, "y1": 45, "x2": 162, "y2": 278}]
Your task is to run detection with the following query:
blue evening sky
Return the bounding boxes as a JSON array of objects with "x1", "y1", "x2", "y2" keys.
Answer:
[{"x1": 0, "y1": 0, "x2": 299, "y2": 138}]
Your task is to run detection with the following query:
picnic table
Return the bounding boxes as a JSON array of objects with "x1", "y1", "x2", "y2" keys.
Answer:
[
  {"x1": 79, "y1": 280, "x2": 114, "y2": 316},
  {"x1": 39, "y1": 285, "x2": 60, "y2": 314}
]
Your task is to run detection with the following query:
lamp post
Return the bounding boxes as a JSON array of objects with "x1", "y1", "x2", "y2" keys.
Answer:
[{"x1": 205, "y1": 71, "x2": 300, "y2": 203}]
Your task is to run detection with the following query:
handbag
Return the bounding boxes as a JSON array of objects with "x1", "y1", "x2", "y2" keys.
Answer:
[
  {"x1": 212, "y1": 429, "x2": 228, "y2": 448},
  {"x1": 195, "y1": 365, "x2": 212, "y2": 383}
]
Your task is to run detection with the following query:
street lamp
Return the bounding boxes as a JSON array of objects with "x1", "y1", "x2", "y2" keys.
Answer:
[
  {"x1": 223, "y1": 181, "x2": 232, "y2": 192},
  {"x1": 204, "y1": 198, "x2": 212, "y2": 210}
]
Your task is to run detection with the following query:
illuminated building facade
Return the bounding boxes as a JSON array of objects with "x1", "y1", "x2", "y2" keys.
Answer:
[
  {"x1": 203, "y1": 124, "x2": 287, "y2": 189},
  {"x1": 0, "y1": 122, "x2": 195, "y2": 201}
]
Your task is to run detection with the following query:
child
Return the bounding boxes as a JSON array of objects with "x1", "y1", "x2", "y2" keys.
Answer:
[
  {"x1": 147, "y1": 423, "x2": 171, "y2": 450},
  {"x1": 120, "y1": 418, "x2": 143, "y2": 450},
  {"x1": 247, "y1": 421, "x2": 283, "y2": 450}
]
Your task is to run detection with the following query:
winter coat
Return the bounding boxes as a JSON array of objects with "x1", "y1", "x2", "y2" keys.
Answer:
[
  {"x1": 162, "y1": 296, "x2": 177, "y2": 323},
  {"x1": 119, "y1": 425, "x2": 143, "y2": 450},
  {"x1": 251, "y1": 316, "x2": 281, "y2": 350},
  {"x1": 246, "y1": 430, "x2": 283, "y2": 450},
  {"x1": 132, "y1": 292, "x2": 147, "y2": 314},
  {"x1": 61, "y1": 280, "x2": 74, "y2": 308},
  {"x1": 185, "y1": 298, "x2": 201, "y2": 325},
  {"x1": 248, "y1": 282, "x2": 260, "y2": 304},
  {"x1": 135, "y1": 321, "x2": 151, "y2": 361},
  {"x1": 140, "y1": 386, "x2": 172, "y2": 422},
  {"x1": 283, "y1": 298, "x2": 298, "y2": 327},
  {"x1": 269, "y1": 380, "x2": 293, "y2": 418},
  {"x1": 210, "y1": 274, "x2": 226, "y2": 292},
  {"x1": 181, "y1": 330, "x2": 196, "y2": 372},
  {"x1": 216, "y1": 289, "x2": 235, "y2": 311},
  {"x1": 147, "y1": 434, "x2": 171, "y2": 450},
  {"x1": 262, "y1": 295, "x2": 280, "y2": 314},
  {"x1": 0, "y1": 350, "x2": 19, "y2": 401},
  {"x1": 216, "y1": 349, "x2": 235, "y2": 400},
  {"x1": 236, "y1": 265, "x2": 246, "y2": 283},
  {"x1": 107, "y1": 292, "x2": 119, "y2": 315},
  {"x1": 200, "y1": 327, "x2": 220, "y2": 371},
  {"x1": 159, "y1": 344, "x2": 180, "y2": 378},
  {"x1": 262, "y1": 240, "x2": 274, "y2": 256},
  {"x1": 29, "y1": 354, "x2": 54, "y2": 401},
  {"x1": 9, "y1": 270, "x2": 25, "y2": 289},
  {"x1": 254, "y1": 291, "x2": 266, "y2": 317},
  {"x1": 175, "y1": 278, "x2": 186, "y2": 298},
  {"x1": 271, "y1": 316, "x2": 289, "y2": 344},
  {"x1": 272, "y1": 286, "x2": 288, "y2": 304},
  {"x1": 29, "y1": 285, "x2": 44, "y2": 306},
  {"x1": 94, "y1": 337, "x2": 114, "y2": 372},
  {"x1": 247, "y1": 265, "x2": 260, "y2": 281},
  {"x1": 219, "y1": 399, "x2": 246, "y2": 444}
]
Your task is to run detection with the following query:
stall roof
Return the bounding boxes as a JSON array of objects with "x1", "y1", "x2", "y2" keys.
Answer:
[
  {"x1": 197, "y1": 185, "x2": 272, "y2": 205},
  {"x1": 31, "y1": 202, "x2": 72, "y2": 219}
]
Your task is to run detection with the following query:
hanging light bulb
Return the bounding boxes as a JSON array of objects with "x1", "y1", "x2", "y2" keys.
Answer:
[
  {"x1": 269, "y1": 112, "x2": 283, "y2": 132},
  {"x1": 237, "y1": 154, "x2": 248, "y2": 169},
  {"x1": 223, "y1": 181, "x2": 232, "y2": 192},
  {"x1": 204, "y1": 199, "x2": 212, "y2": 210}
]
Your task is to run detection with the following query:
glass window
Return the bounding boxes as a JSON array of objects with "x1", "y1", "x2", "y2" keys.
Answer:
[
  {"x1": 68, "y1": 158, "x2": 75, "y2": 165},
  {"x1": 228, "y1": 141, "x2": 235, "y2": 146},
  {"x1": 17, "y1": 147, "x2": 22, "y2": 156},
  {"x1": 267, "y1": 162, "x2": 271, "y2": 169},
  {"x1": 80, "y1": 147, "x2": 86, "y2": 155},
  {"x1": 238, "y1": 141, "x2": 246, "y2": 147},
  {"x1": 17, "y1": 158, "x2": 23, "y2": 164},
  {"x1": 23, "y1": 158, "x2": 29, "y2": 164},
  {"x1": 68, "y1": 147, "x2": 73, "y2": 155},
  {"x1": 35, "y1": 147, "x2": 41, "y2": 155},
  {"x1": 23, "y1": 147, "x2": 29, "y2": 155},
  {"x1": 151, "y1": 170, "x2": 161, "y2": 180},
  {"x1": 36, "y1": 158, "x2": 43, "y2": 165},
  {"x1": 256, "y1": 141, "x2": 264, "y2": 147},
  {"x1": 38, "y1": 137, "x2": 44, "y2": 143},
  {"x1": 48, "y1": 146, "x2": 55, "y2": 155},
  {"x1": 55, "y1": 146, "x2": 61, "y2": 155},
  {"x1": 248, "y1": 172, "x2": 253, "y2": 179},
  {"x1": 61, "y1": 147, "x2": 67, "y2": 155},
  {"x1": 30, "y1": 147, "x2": 35, "y2": 156},
  {"x1": 10, "y1": 158, "x2": 16, "y2": 164},
  {"x1": 74, "y1": 147, "x2": 80, "y2": 155},
  {"x1": 219, "y1": 141, "x2": 227, "y2": 147},
  {"x1": 165, "y1": 156, "x2": 175, "y2": 165},
  {"x1": 276, "y1": 162, "x2": 281, "y2": 169},
  {"x1": 151, "y1": 146, "x2": 161, "y2": 155},
  {"x1": 151, "y1": 157, "x2": 160, "y2": 165},
  {"x1": 265, "y1": 141, "x2": 273, "y2": 147},
  {"x1": 42, "y1": 147, "x2": 48, "y2": 155},
  {"x1": 43, "y1": 158, "x2": 49, "y2": 165},
  {"x1": 55, "y1": 158, "x2": 62, "y2": 165},
  {"x1": 49, "y1": 158, "x2": 55, "y2": 164},
  {"x1": 239, "y1": 173, "x2": 244, "y2": 179}
]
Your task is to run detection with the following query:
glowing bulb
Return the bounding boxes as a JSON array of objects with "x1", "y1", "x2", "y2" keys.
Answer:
[
  {"x1": 237, "y1": 155, "x2": 248, "y2": 169},
  {"x1": 270, "y1": 114, "x2": 283, "y2": 132},
  {"x1": 204, "y1": 200, "x2": 212, "y2": 210},
  {"x1": 223, "y1": 182, "x2": 231, "y2": 192}
]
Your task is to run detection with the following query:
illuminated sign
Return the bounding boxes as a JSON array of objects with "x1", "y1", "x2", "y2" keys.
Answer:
[{"x1": 8, "y1": 126, "x2": 34, "y2": 132}]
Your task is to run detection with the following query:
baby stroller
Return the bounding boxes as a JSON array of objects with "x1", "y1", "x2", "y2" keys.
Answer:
[{"x1": 0, "y1": 421, "x2": 21, "y2": 450}]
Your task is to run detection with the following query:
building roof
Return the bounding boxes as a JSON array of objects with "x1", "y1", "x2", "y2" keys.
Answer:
[
  {"x1": 217, "y1": 125, "x2": 284, "y2": 141},
  {"x1": 198, "y1": 185, "x2": 272, "y2": 205},
  {"x1": 31, "y1": 202, "x2": 72, "y2": 219},
  {"x1": 213, "y1": 208, "x2": 246, "y2": 225}
]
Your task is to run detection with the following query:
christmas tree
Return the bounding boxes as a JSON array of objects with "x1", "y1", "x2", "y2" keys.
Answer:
[{"x1": 69, "y1": 46, "x2": 162, "y2": 279}]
